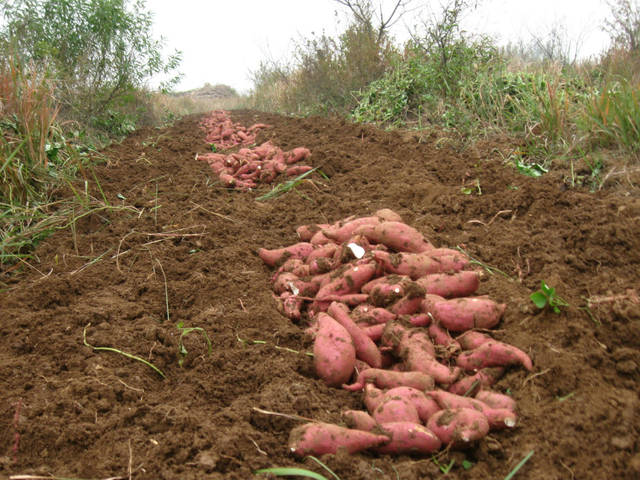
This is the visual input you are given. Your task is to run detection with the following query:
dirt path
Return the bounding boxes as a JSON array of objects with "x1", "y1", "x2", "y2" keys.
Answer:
[{"x1": 1, "y1": 111, "x2": 638, "y2": 479}]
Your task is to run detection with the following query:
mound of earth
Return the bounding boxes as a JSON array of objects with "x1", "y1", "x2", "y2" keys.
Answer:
[{"x1": 1, "y1": 111, "x2": 638, "y2": 479}]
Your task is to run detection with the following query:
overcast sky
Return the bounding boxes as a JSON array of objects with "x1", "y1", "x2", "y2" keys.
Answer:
[{"x1": 148, "y1": 0, "x2": 613, "y2": 93}]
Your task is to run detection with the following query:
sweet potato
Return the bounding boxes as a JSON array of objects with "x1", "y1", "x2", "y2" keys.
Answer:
[
  {"x1": 343, "y1": 369, "x2": 435, "y2": 392},
  {"x1": 369, "y1": 282, "x2": 406, "y2": 307},
  {"x1": 276, "y1": 258, "x2": 311, "y2": 278},
  {"x1": 372, "y1": 397, "x2": 420, "y2": 425},
  {"x1": 373, "y1": 208, "x2": 403, "y2": 223},
  {"x1": 423, "y1": 296, "x2": 506, "y2": 332},
  {"x1": 273, "y1": 292, "x2": 304, "y2": 321},
  {"x1": 427, "y1": 408, "x2": 490, "y2": 446},
  {"x1": 313, "y1": 313, "x2": 356, "y2": 387},
  {"x1": 315, "y1": 262, "x2": 377, "y2": 300},
  {"x1": 328, "y1": 302, "x2": 382, "y2": 368},
  {"x1": 296, "y1": 223, "x2": 329, "y2": 241},
  {"x1": 475, "y1": 390, "x2": 516, "y2": 412},
  {"x1": 363, "y1": 383, "x2": 386, "y2": 413},
  {"x1": 372, "y1": 250, "x2": 468, "y2": 279},
  {"x1": 427, "y1": 390, "x2": 516, "y2": 430},
  {"x1": 288, "y1": 422, "x2": 389, "y2": 457},
  {"x1": 322, "y1": 217, "x2": 382, "y2": 243},
  {"x1": 456, "y1": 331, "x2": 493, "y2": 350},
  {"x1": 351, "y1": 305, "x2": 397, "y2": 325},
  {"x1": 406, "y1": 313, "x2": 432, "y2": 327},
  {"x1": 361, "y1": 323, "x2": 386, "y2": 342},
  {"x1": 375, "y1": 422, "x2": 442, "y2": 455},
  {"x1": 448, "y1": 367, "x2": 505, "y2": 396},
  {"x1": 258, "y1": 242, "x2": 314, "y2": 267},
  {"x1": 427, "y1": 322, "x2": 461, "y2": 353},
  {"x1": 305, "y1": 243, "x2": 339, "y2": 264},
  {"x1": 285, "y1": 147, "x2": 311, "y2": 164},
  {"x1": 361, "y1": 275, "x2": 409, "y2": 294},
  {"x1": 416, "y1": 271, "x2": 480, "y2": 298},
  {"x1": 342, "y1": 410, "x2": 377, "y2": 431},
  {"x1": 272, "y1": 272, "x2": 318, "y2": 297},
  {"x1": 379, "y1": 387, "x2": 441, "y2": 423},
  {"x1": 355, "y1": 221, "x2": 433, "y2": 253},
  {"x1": 389, "y1": 294, "x2": 424, "y2": 315},
  {"x1": 286, "y1": 165, "x2": 314, "y2": 176},
  {"x1": 320, "y1": 293, "x2": 369, "y2": 306},
  {"x1": 456, "y1": 341, "x2": 533, "y2": 371},
  {"x1": 310, "y1": 230, "x2": 332, "y2": 246}
]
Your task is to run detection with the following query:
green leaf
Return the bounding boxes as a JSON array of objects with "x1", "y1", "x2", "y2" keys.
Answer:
[
  {"x1": 255, "y1": 467, "x2": 329, "y2": 480},
  {"x1": 530, "y1": 291, "x2": 548, "y2": 309},
  {"x1": 462, "y1": 460, "x2": 473, "y2": 470}
]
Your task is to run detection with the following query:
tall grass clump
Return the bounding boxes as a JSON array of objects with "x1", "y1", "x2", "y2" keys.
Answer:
[{"x1": 0, "y1": 58, "x2": 88, "y2": 263}]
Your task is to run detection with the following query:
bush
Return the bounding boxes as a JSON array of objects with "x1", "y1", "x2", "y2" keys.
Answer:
[{"x1": 0, "y1": 0, "x2": 182, "y2": 133}]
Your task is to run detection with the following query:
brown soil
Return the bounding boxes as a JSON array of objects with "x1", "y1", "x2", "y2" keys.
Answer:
[{"x1": 1, "y1": 111, "x2": 639, "y2": 480}]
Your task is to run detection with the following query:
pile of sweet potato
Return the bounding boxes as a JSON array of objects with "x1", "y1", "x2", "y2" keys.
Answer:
[
  {"x1": 198, "y1": 111, "x2": 314, "y2": 191},
  {"x1": 199, "y1": 110, "x2": 268, "y2": 150},
  {"x1": 258, "y1": 210, "x2": 533, "y2": 456}
]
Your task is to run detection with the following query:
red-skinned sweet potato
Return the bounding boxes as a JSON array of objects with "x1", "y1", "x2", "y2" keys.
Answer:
[
  {"x1": 456, "y1": 331, "x2": 493, "y2": 350},
  {"x1": 427, "y1": 322, "x2": 461, "y2": 353},
  {"x1": 423, "y1": 296, "x2": 506, "y2": 332},
  {"x1": 427, "y1": 408, "x2": 490, "y2": 446},
  {"x1": 273, "y1": 292, "x2": 304, "y2": 321},
  {"x1": 372, "y1": 397, "x2": 420, "y2": 424},
  {"x1": 363, "y1": 383, "x2": 386, "y2": 413},
  {"x1": 328, "y1": 302, "x2": 382, "y2": 368},
  {"x1": 375, "y1": 422, "x2": 442, "y2": 455},
  {"x1": 355, "y1": 221, "x2": 433, "y2": 253},
  {"x1": 372, "y1": 251, "x2": 467, "y2": 278},
  {"x1": 258, "y1": 242, "x2": 314, "y2": 267},
  {"x1": 288, "y1": 422, "x2": 389, "y2": 457},
  {"x1": 316, "y1": 262, "x2": 377, "y2": 300},
  {"x1": 343, "y1": 369, "x2": 435, "y2": 392},
  {"x1": 305, "y1": 243, "x2": 339, "y2": 265},
  {"x1": 456, "y1": 341, "x2": 533, "y2": 371},
  {"x1": 313, "y1": 313, "x2": 356, "y2": 387},
  {"x1": 342, "y1": 410, "x2": 377, "y2": 431},
  {"x1": 296, "y1": 223, "x2": 330, "y2": 241},
  {"x1": 448, "y1": 367, "x2": 505, "y2": 396},
  {"x1": 361, "y1": 323, "x2": 386, "y2": 342},
  {"x1": 427, "y1": 390, "x2": 516, "y2": 430},
  {"x1": 475, "y1": 390, "x2": 516, "y2": 412},
  {"x1": 416, "y1": 271, "x2": 480, "y2": 298},
  {"x1": 352, "y1": 305, "x2": 397, "y2": 325},
  {"x1": 379, "y1": 386, "x2": 441, "y2": 423}
]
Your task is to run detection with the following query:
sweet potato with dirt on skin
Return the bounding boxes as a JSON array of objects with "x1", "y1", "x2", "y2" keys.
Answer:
[
  {"x1": 363, "y1": 383, "x2": 386, "y2": 413},
  {"x1": 352, "y1": 305, "x2": 397, "y2": 325},
  {"x1": 475, "y1": 391, "x2": 517, "y2": 412},
  {"x1": 288, "y1": 422, "x2": 389, "y2": 457},
  {"x1": 416, "y1": 271, "x2": 480, "y2": 298},
  {"x1": 426, "y1": 390, "x2": 516, "y2": 430},
  {"x1": 322, "y1": 216, "x2": 382, "y2": 243},
  {"x1": 319, "y1": 293, "x2": 370, "y2": 306},
  {"x1": 372, "y1": 250, "x2": 465, "y2": 279},
  {"x1": 285, "y1": 147, "x2": 311, "y2": 164},
  {"x1": 448, "y1": 367, "x2": 505, "y2": 396},
  {"x1": 369, "y1": 282, "x2": 406, "y2": 307},
  {"x1": 375, "y1": 422, "x2": 442, "y2": 455},
  {"x1": 343, "y1": 369, "x2": 435, "y2": 392},
  {"x1": 310, "y1": 230, "x2": 332, "y2": 246},
  {"x1": 379, "y1": 387, "x2": 441, "y2": 423},
  {"x1": 389, "y1": 294, "x2": 424, "y2": 315},
  {"x1": 456, "y1": 331, "x2": 493, "y2": 350},
  {"x1": 315, "y1": 262, "x2": 378, "y2": 300},
  {"x1": 406, "y1": 313, "x2": 432, "y2": 327},
  {"x1": 373, "y1": 208, "x2": 404, "y2": 223},
  {"x1": 273, "y1": 292, "x2": 304, "y2": 321},
  {"x1": 423, "y1": 296, "x2": 506, "y2": 332},
  {"x1": 305, "y1": 243, "x2": 339, "y2": 264},
  {"x1": 258, "y1": 242, "x2": 314, "y2": 267},
  {"x1": 328, "y1": 302, "x2": 382, "y2": 368},
  {"x1": 361, "y1": 275, "x2": 409, "y2": 294},
  {"x1": 428, "y1": 322, "x2": 461, "y2": 353},
  {"x1": 355, "y1": 221, "x2": 433, "y2": 253},
  {"x1": 456, "y1": 341, "x2": 533, "y2": 371},
  {"x1": 313, "y1": 313, "x2": 356, "y2": 387},
  {"x1": 272, "y1": 272, "x2": 318, "y2": 297},
  {"x1": 285, "y1": 165, "x2": 314, "y2": 176},
  {"x1": 361, "y1": 323, "x2": 386, "y2": 342},
  {"x1": 275, "y1": 258, "x2": 311, "y2": 278},
  {"x1": 427, "y1": 408, "x2": 490, "y2": 446},
  {"x1": 296, "y1": 223, "x2": 330, "y2": 241},
  {"x1": 342, "y1": 410, "x2": 377, "y2": 431},
  {"x1": 372, "y1": 397, "x2": 421, "y2": 424}
]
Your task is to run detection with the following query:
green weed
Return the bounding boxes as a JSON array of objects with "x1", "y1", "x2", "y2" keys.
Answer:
[
  {"x1": 176, "y1": 321, "x2": 212, "y2": 367},
  {"x1": 530, "y1": 281, "x2": 569, "y2": 313}
]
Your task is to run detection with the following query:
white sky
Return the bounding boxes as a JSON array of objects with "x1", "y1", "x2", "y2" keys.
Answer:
[{"x1": 148, "y1": 0, "x2": 613, "y2": 94}]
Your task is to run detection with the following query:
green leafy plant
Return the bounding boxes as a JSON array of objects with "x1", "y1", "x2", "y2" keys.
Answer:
[
  {"x1": 530, "y1": 280, "x2": 569, "y2": 313},
  {"x1": 176, "y1": 321, "x2": 212, "y2": 367},
  {"x1": 256, "y1": 455, "x2": 340, "y2": 480},
  {"x1": 256, "y1": 167, "x2": 319, "y2": 201}
]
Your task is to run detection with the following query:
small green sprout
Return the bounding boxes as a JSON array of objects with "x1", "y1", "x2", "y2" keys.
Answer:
[
  {"x1": 177, "y1": 322, "x2": 212, "y2": 367},
  {"x1": 530, "y1": 281, "x2": 569, "y2": 313}
]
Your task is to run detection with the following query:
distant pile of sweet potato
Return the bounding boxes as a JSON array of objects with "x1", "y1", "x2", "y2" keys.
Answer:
[
  {"x1": 197, "y1": 110, "x2": 313, "y2": 191},
  {"x1": 258, "y1": 210, "x2": 533, "y2": 456}
]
